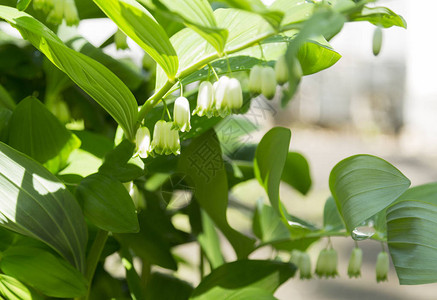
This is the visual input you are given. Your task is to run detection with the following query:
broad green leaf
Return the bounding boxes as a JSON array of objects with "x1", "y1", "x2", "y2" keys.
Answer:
[
  {"x1": 16, "y1": 0, "x2": 31, "y2": 11},
  {"x1": 253, "y1": 200, "x2": 290, "y2": 244},
  {"x1": 270, "y1": 0, "x2": 314, "y2": 27},
  {"x1": 281, "y1": 152, "x2": 312, "y2": 195},
  {"x1": 283, "y1": 8, "x2": 345, "y2": 105},
  {"x1": 396, "y1": 182, "x2": 437, "y2": 206},
  {"x1": 0, "y1": 246, "x2": 88, "y2": 297},
  {"x1": 190, "y1": 260, "x2": 295, "y2": 300},
  {"x1": 350, "y1": 6, "x2": 407, "y2": 29},
  {"x1": 178, "y1": 129, "x2": 255, "y2": 258},
  {"x1": 323, "y1": 196, "x2": 344, "y2": 232},
  {"x1": 298, "y1": 37, "x2": 341, "y2": 75},
  {"x1": 0, "y1": 141, "x2": 87, "y2": 271},
  {"x1": 0, "y1": 84, "x2": 15, "y2": 110},
  {"x1": 329, "y1": 154, "x2": 410, "y2": 233},
  {"x1": 387, "y1": 200, "x2": 437, "y2": 285},
  {"x1": 145, "y1": 272, "x2": 193, "y2": 300},
  {"x1": 65, "y1": 35, "x2": 145, "y2": 91},
  {"x1": 98, "y1": 140, "x2": 144, "y2": 182},
  {"x1": 93, "y1": 0, "x2": 178, "y2": 80},
  {"x1": 156, "y1": 0, "x2": 228, "y2": 54},
  {"x1": 218, "y1": 0, "x2": 284, "y2": 29},
  {"x1": 198, "y1": 209, "x2": 225, "y2": 269},
  {"x1": 254, "y1": 127, "x2": 290, "y2": 219},
  {"x1": 76, "y1": 173, "x2": 139, "y2": 233},
  {"x1": 0, "y1": 274, "x2": 42, "y2": 300},
  {"x1": 0, "y1": 6, "x2": 138, "y2": 139},
  {"x1": 8, "y1": 96, "x2": 81, "y2": 174}
]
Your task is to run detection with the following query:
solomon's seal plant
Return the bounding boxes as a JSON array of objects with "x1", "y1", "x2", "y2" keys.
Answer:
[
  {"x1": 348, "y1": 246, "x2": 363, "y2": 278},
  {"x1": 0, "y1": 0, "x2": 427, "y2": 299}
]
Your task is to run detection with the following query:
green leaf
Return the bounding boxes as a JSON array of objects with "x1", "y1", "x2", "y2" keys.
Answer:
[
  {"x1": 145, "y1": 272, "x2": 193, "y2": 300},
  {"x1": 115, "y1": 196, "x2": 184, "y2": 270},
  {"x1": 198, "y1": 209, "x2": 225, "y2": 269},
  {"x1": 396, "y1": 182, "x2": 437, "y2": 206},
  {"x1": 0, "y1": 246, "x2": 88, "y2": 297},
  {"x1": 281, "y1": 152, "x2": 312, "y2": 195},
  {"x1": 98, "y1": 140, "x2": 144, "y2": 182},
  {"x1": 93, "y1": 0, "x2": 178, "y2": 80},
  {"x1": 0, "y1": 6, "x2": 138, "y2": 139},
  {"x1": 350, "y1": 6, "x2": 407, "y2": 29},
  {"x1": 270, "y1": 0, "x2": 314, "y2": 27},
  {"x1": 298, "y1": 37, "x2": 341, "y2": 75},
  {"x1": 178, "y1": 129, "x2": 255, "y2": 258},
  {"x1": 0, "y1": 107, "x2": 12, "y2": 143},
  {"x1": 0, "y1": 84, "x2": 16, "y2": 110},
  {"x1": 254, "y1": 127, "x2": 290, "y2": 219},
  {"x1": 253, "y1": 200, "x2": 290, "y2": 244},
  {"x1": 0, "y1": 141, "x2": 87, "y2": 271},
  {"x1": 323, "y1": 196, "x2": 345, "y2": 232},
  {"x1": 8, "y1": 96, "x2": 81, "y2": 174},
  {"x1": 156, "y1": 0, "x2": 228, "y2": 54},
  {"x1": 16, "y1": 0, "x2": 31, "y2": 11},
  {"x1": 190, "y1": 260, "x2": 295, "y2": 300},
  {"x1": 387, "y1": 200, "x2": 437, "y2": 285},
  {"x1": 329, "y1": 154, "x2": 410, "y2": 233},
  {"x1": 76, "y1": 173, "x2": 139, "y2": 233},
  {"x1": 0, "y1": 274, "x2": 42, "y2": 300},
  {"x1": 218, "y1": 0, "x2": 284, "y2": 29},
  {"x1": 120, "y1": 247, "x2": 145, "y2": 300}
]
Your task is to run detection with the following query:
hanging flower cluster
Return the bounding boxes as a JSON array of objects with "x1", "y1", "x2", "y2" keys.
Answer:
[
  {"x1": 193, "y1": 76, "x2": 243, "y2": 118},
  {"x1": 33, "y1": 0, "x2": 79, "y2": 26},
  {"x1": 249, "y1": 65, "x2": 277, "y2": 99}
]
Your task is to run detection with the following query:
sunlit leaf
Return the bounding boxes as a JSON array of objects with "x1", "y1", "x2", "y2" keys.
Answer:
[
  {"x1": 387, "y1": 200, "x2": 437, "y2": 284},
  {"x1": 0, "y1": 274, "x2": 42, "y2": 300},
  {"x1": 281, "y1": 152, "x2": 312, "y2": 195},
  {"x1": 0, "y1": 246, "x2": 88, "y2": 297},
  {"x1": 0, "y1": 6, "x2": 138, "y2": 139},
  {"x1": 93, "y1": 0, "x2": 178, "y2": 80},
  {"x1": 329, "y1": 154, "x2": 410, "y2": 232},
  {"x1": 0, "y1": 141, "x2": 87, "y2": 271},
  {"x1": 190, "y1": 260, "x2": 295, "y2": 300}
]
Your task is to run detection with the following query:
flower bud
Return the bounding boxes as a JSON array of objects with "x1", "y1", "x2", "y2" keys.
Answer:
[
  {"x1": 261, "y1": 66, "x2": 277, "y2": 100},
  {"x1": 63, "y1": 0, "x2": 79, "y2": 26},
  {"x1": 33, "y1": 0, "x2": 53, "y2": 13},
  {"x1": 135, "y1": 126, "x2": 151, "y2": 158},
  {"x1": 115, "y1": 29, "x2": 129, "y2": 50},
  {"x1": 373, "y1": 27, "x2": 383, "y2": 56},
  {"x1": 290, "y1": 250, "x2": 302, "y2": 266},
  {"x1": 315, "y1": 248, "x2": 338, "y2": 278},
  {"x1": 193, "y1": 81, "x2": 214, "y2": 118},
  {"x1": 227, "y1": 78, "x2": 243, "y2": 110},
  {"x1": 376, "y1": 251, "x2": 389, "y2": 282},
  {"x1": 275, "y1": 55, "x2": 288, "y2": 85},
  {"x1": 348, "y1": 247, "x2": 363, "y2": 278},
  {"x1": 124, "y1": 181, "x2": 144, "y2": 209},
  {"x1": 151, "y1": 120, "x2": 180, "y2": 156},
  {"x1": 299, "y1": 252, "x2": 312, "y2": 280},
  {"x1": 47, "y1": 0, "x2": 64, "y2": 25},
  {"x1": 249, "y1": 65, "x2": 263, "y2": 94},
  {"x1": 173, "y1": 97, "x2": 191, "y2": 132}
]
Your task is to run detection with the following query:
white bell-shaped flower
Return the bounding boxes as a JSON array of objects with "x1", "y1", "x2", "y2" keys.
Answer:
[
  {"x1": 64, "y1": 0, "x2": 79, "y2": 26},
  {"x1": 249, "y1": 65, "x2": 263, "y2": 94},
  {"x1": 215, "y1": 76, "x2": 243, "y2": 117},
  {"x1": 261, "y1": 66, "x2": 277, "y2": 99},
  {"x1": 151, "y1": 120, "x2": 180, "y2": 156},
  {"x1": 173, "y1": 97, "x2": 191, "y2": 132},
  {"x1": 275, "y1": 55, "x2": 289, "y2": 85},
  {"x1": 135, "y1": 126, "x2": 151, "y2": 158},
  {"x1": 193, "y1": 81, "x2": 214, "y2": 118},
  {"x1": 47, "y1": 0, "x2": 64, "y2": 24}
]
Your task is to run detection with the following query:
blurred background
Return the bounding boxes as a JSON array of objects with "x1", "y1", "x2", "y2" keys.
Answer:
[{"x1": 2, "y1": 0, "x2": 437, "y2": 299}]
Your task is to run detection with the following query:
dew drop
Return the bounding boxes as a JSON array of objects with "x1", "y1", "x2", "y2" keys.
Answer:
[{"x1": 351, "y1": 225, "x2": 375, "y2": 241}]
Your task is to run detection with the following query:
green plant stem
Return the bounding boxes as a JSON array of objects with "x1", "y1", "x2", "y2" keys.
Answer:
[
  {"x1": 136, "y1": 24, "x2": 302, "y2": 128},
  {"x1": 78, "y1": 229, "x2": 108, "y2": 300}
]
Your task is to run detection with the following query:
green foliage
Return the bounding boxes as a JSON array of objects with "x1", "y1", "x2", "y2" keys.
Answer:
[{"x1": 0, "y1": 0, "x2": 423, "y2": 298}]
